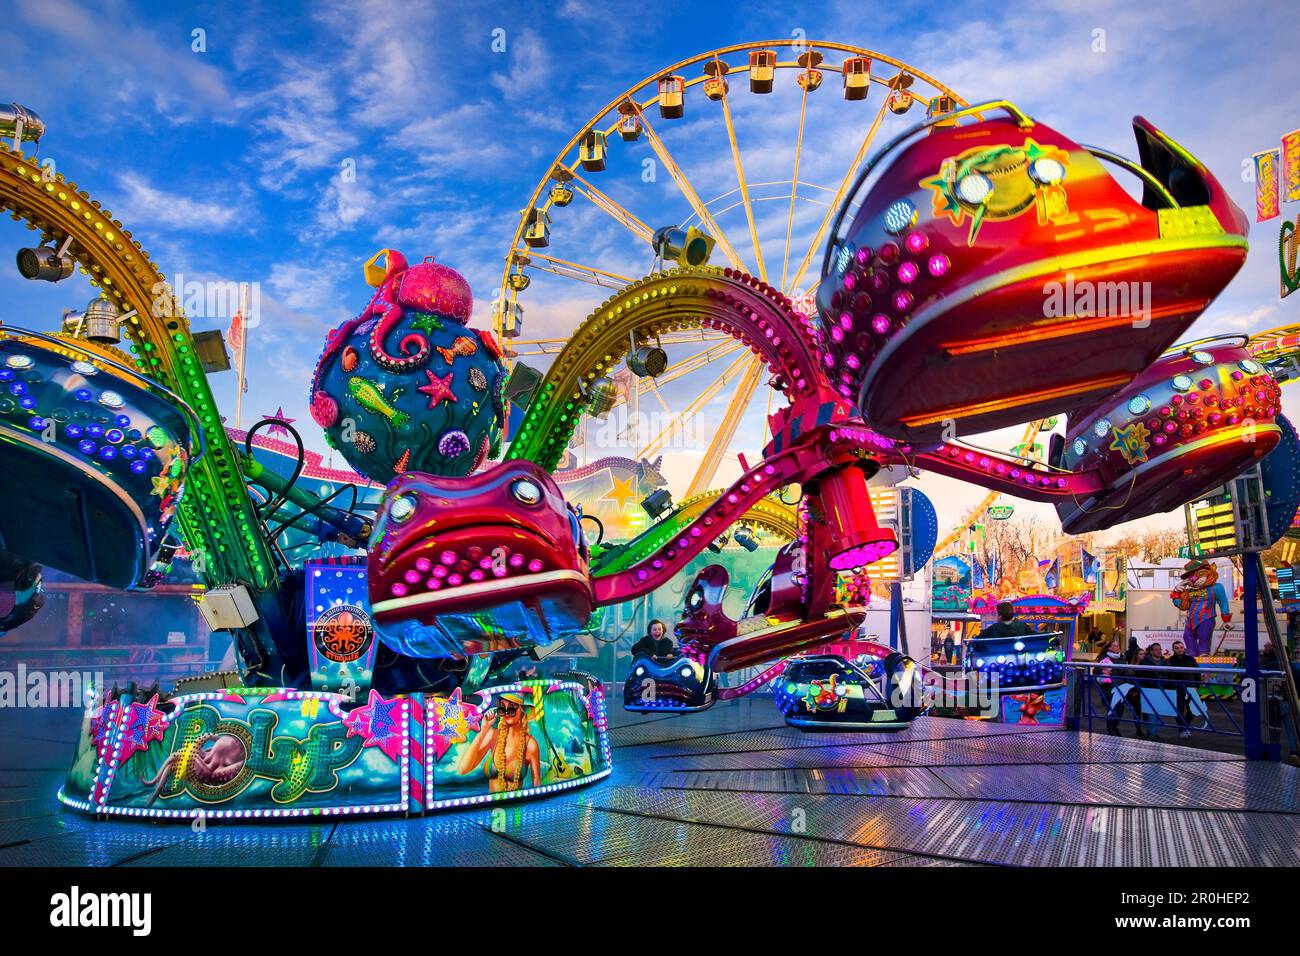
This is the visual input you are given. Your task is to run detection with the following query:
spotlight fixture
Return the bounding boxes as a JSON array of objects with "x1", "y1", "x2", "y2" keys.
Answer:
[
  {"x1": 62, "y1": 296, "x2": 133, "y2": 346},
  {"x1": 584, "y1": 376, "x2": 620, "y2": 419},
  {"x1": 706, "y1": 531, "x2": 731, "y2": 554},
  {"x1": 734, "y1": 525, "x2": 759, "y2": 552},
  {"x1": 192, "y1": 329, "x2": 232, "y2": 373},
  {"x1": 652, "y1": 225, "x2": 715, "y2": 268},
  {"x1": 0, "y1": 103, "x2": 45, "y2": 149},
  {"x1": 80, "y1": 296, "x2": 124, "y2": 345},
  {"x1": 16, "y1": 236, "x2": 74, "y2": 282},
  {"x1": 641, "y1": 488, "x2": 674, "y2": 520},
  {"x1": 628, "y1": 330, "x2": 667, "y2": 378}
]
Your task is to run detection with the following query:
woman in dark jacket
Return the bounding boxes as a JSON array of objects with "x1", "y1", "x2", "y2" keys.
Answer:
[{"x1": 630, "y1": 619, "x2": 676, "y2": 660}]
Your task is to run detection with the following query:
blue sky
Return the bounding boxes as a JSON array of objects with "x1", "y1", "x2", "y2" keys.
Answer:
[{"x1": 2, "y1": 0, "x2": 1298, "y2": 542}]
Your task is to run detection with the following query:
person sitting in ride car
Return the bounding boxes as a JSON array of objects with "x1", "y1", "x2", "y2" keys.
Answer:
[
  {"x1": 631, "y1": 618, "x2": 677, "y2": 660},
  {"x1": 978, "y1": 601, "x2": 1033, "y2": 639}
]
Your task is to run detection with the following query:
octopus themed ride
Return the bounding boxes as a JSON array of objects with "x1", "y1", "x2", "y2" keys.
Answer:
[{"x1": 0, "y1": 38, "x2": 1286, "y2": 819}]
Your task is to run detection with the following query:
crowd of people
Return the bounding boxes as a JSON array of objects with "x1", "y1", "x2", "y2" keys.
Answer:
[{"x1": 1093, "y1": 637, "x2": 1203, "y2": 740}]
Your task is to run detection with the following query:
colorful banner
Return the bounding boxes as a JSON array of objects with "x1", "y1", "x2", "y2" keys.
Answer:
[
  {"x1": 932, "y1": 555, "x2": 971, "y2": 611},
  {"x1": 1082, "y1": 548, "x2": 1100, "y2": 584},
  {"x1": 1282, "y1": 130, "x2": 1300, "y2": 204},
  {"x1": 1256, "y1": 149, "x2": 1281, "y2": 222}
]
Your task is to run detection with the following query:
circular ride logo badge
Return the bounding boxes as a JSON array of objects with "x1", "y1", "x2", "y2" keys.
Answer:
[{"x1": 313, "y1": 605, "x2": 374, "y2": 664}]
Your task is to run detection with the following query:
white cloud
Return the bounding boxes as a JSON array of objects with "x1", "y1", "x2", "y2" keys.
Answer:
[
  {"x1": 114, "y1": 173, "x2": 242, "y2": 231},
  {"x1": 2, "y1": 0, "x2": 232, "y2": 126},
  {"x1": 488, "y1": 28, "x2": 552, "y2": 99}
]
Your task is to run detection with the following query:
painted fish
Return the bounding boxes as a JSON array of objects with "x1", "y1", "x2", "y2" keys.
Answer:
[
  {"x1": 348, "y1": 377, "x2": 410, "y2": 429},
  {"x1": 437, "y1": 335, "x2": 478, "y2": 365}
]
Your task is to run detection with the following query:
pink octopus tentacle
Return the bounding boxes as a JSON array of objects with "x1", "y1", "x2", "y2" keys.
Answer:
[{"x1": 368, "y1": 270, "x2": 431, "y2": 372}]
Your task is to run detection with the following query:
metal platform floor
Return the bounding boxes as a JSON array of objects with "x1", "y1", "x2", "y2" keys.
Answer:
[{"x1": 1, "y1": 697, "x2": 1297, "y2": 866}]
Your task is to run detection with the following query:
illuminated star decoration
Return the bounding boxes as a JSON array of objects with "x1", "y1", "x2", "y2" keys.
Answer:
[
  {"x1": 602, "y1": 475, "x2": 638, "y2": 513},
  {"x1": 430, "y1": 687, "x2": 482, "y2": 760},
  {"x1": 117, "y1": 694, "x2": 168, "y2": 763},
  {"x1": 418, "y1": 369, "x2": 457, "y2": 409},
  {"x1": 151, "y1": 474, "x2": 171, "y2": 499},
  {"x1": 343, "y1": 689, "x2": 406, "y2": 762},
  {"x1": 1109, "y1": 422, "x2": 1151, "y2": 465},
  {"x1": 262, "y1": 407, "x2": 297, "y2": 439}
]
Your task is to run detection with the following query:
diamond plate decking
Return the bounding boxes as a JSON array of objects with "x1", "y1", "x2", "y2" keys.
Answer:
[{"x1": 1, "y1": 696, "x2": 1295, "y2": 866}]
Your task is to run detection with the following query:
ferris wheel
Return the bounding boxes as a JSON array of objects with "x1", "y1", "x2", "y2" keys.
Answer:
[{"x1": 495, "y1": 40, "x2": 966, "y2": 500}]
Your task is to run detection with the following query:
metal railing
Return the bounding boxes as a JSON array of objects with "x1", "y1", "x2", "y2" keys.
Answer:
[{"x1": 1065, "y1": 660, "x2": 1298, "y2": 754}]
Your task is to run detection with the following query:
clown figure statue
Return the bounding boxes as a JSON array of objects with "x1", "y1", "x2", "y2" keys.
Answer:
[{"x1": 1170, "y1": 559, "x2": 1232, "y2": 657}]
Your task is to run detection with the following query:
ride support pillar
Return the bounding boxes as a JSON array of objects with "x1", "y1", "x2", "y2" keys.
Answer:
[{"x1": 1243, "y1": 556, "x2": 1266, "y2": 760}]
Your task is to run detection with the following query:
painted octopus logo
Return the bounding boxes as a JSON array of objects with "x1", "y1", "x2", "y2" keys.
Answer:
[
  {"x1": 919, "y1": 137, "x2": 1071, "y2": 245},
  {"x1": 314, "y1": 605, "x2": 374, "y2": 663}
]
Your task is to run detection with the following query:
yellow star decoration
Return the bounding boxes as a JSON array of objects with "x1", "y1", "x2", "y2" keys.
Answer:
[
  {"x1": 431, "y1": 695, "x2": 470, "y2": 745},
  {"x1": 602, "y1": 475, "x2": 637, "y2": 513},
  {"x1": 1109, "y1": 422, "x2": 1151, "y2": 465}
]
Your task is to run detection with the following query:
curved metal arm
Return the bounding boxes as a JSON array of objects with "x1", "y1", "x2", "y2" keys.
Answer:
[
  {"x1": 1162, "y1": 332, "x2": 1249, "y2": 357},
  {"x1": 1082, "y1": 145, "x2": 1179, "y2": 209}
]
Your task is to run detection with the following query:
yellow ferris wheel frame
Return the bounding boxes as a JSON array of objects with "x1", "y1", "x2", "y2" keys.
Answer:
[{"x1": 498, "y1": 39, "x2": 966, "y2": 326}]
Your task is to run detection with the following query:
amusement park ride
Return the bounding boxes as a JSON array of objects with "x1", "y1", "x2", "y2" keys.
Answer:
[{"x1": 2, "y1": 40, "x2": 1299, "y2": 821}]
